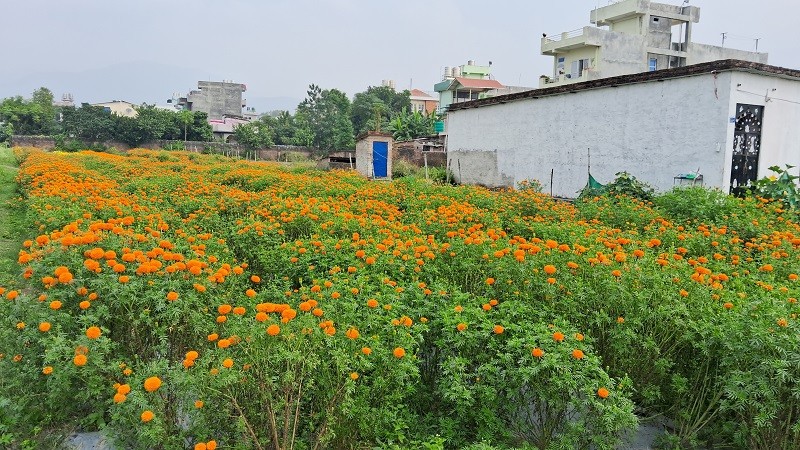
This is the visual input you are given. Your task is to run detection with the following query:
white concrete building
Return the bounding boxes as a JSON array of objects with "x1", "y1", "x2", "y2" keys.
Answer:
[
  {"x1": 540, "y1": 0, "x2": 767, "y2": 87},
  {"x1": 445, "y1": 60, "x2": 800, "y2": 197}
]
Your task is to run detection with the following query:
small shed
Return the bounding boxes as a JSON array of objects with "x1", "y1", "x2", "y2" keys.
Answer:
[{"x1": 355, "y1": 132, "x2": 394, "y2": 179}]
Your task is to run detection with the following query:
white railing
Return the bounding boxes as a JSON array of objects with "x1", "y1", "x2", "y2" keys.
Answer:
[{"x1": 543, "y1": 28, "x2": 585, "y2": 43}]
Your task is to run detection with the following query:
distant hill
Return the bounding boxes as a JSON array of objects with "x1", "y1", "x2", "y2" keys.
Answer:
[{"x1": 0, "y1": 62, "x2": 300, "y2": 114}]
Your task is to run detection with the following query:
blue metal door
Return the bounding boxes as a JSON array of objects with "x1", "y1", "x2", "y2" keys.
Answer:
[{"x1": 372, "y1": 141, "x2": 388, "y2": 178}]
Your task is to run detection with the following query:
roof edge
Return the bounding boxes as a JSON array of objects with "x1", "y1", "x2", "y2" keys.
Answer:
[{"x1": 447, "y1": 60, "x2": 800, "y2": 111}]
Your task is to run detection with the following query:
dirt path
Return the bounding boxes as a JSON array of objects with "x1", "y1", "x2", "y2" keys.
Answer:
[{"x1": 0, "y1": 147, "x2": 24, "y2": 285}]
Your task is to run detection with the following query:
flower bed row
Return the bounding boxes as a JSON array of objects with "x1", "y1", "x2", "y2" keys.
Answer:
[{"x1": 0, "y1": 148, "x2": 798, "y2": 449}]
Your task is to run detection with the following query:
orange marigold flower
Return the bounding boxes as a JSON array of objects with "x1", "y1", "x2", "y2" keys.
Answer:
[
  {"x1": 79, "y1": 300, "x2": 91, "y2": 310},
  {"x1": 245, "y1": 289, "x2": 256, "y2": 298},
  {"x1": 86, "y1": 326, "x2": 102, "y2": 339},
  {"x1": 543, "y1": 265, "x2": 557, "y2": 275},
  {"x1": 350, "y1": 372, "x2": 359, "y2": 380},
  {"x1": 345, "y1": 328, "x2": 360, "y2": 339},
  {"x1": 217, "y1": 304, "x2": 232, "y2": 315},
  {"x1": 73, "y1": 354, "x2": 88, "y2": 366},
  {"x1": 267, "y1": 324, "x2": 281, "y2": 336},
  {"x1": 195, "y1": 443, "x2": 207, "y2": 450},
  {"x1": 143, "y1": 376, "x2": 162, "y2": 393},
  {"x1": 575, "y1": 333, "x2": 584, "y2": 341},
  {"x1": 117, "y1": 384, "x2": 131, "y2": 395},
  {"x1": 617, "y1": 316, "x2": 625, "y2": 324},
  {"x1": 485, "y1": 277, "x2": 495, "y2": 285},
  {"x1": 141, "y1": 410, "x2": 155, "y2": 422},
  {"x1": 361, "y1": 346, "x2": 372, "y2": 355},
  {"x1": 250, "y1": 275, "x2": 261, "y2": 283},
  {"x1": 572, "y1": 349, "x2": 585, "y2": 360},
  {"x1": 49, "y1": 300, "x2": 62, "y2": 310},
  {"x1": 454, "y1": 305, "x2": 463, "y2": 313},
  {"x1": 597, "y1": 387, "x2": 610, "y2": 399},
  {"x1": 207, "y1": 333, "x2": 219, "y2": 341},
  {"x1": 113, "y1": 393, "x2": 127, "y2": 404},
  {"x1": 723, "y1": 302, "x2": 733, "y2": 310},
  {"x1": 222, "y1": 358, "x2": 234, "y2": 368},
  {"x1": 611, "y1": 270, "x2": 622, "y2": 278},
  {"x1": 393, "y1": 347, "x2": 406, "y2": 358},
  {"x1": 185, "y1": 351, "x2": 199, "y2": 361},
  {"x1": 38, "y1": 322, "x2": 51, "y2": 332},
  {"x1": 552, "y1": 331, "x2": 565, "y2": 342},
  {"x1": 493, "y1": 325, "x2": 505, "y2": 334},
  {"x1": 42, "y1": 366, "x2": 53, "y2": 375},
  {"x1": 194, "y1": 400, "x2": 204, "y2": 409},
  {"x1": 531, "y1": 348, "x2": 544, "y2": 358},
  {"x1": 456, "y1": 323, "x2": 467, "y2": 332},
  {"x1": 166, "y1": 291, "x2": 179, "y2": 301}
]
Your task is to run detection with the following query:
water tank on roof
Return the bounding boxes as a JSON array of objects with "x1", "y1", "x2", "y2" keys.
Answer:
[
  {"x1": 443, "y1": 67, "x2": 451, "y2": 78},
  {"x1": 468, "y1": 60, "x2": 475, "y2": 66}
]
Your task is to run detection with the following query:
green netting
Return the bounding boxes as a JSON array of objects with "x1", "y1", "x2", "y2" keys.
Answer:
[
  {"x1": 587, "y1": 173, "x2": 604, "y2": 190},
  {"x1": 578, "y1": 173, "x2": 606, "y2": 198}
]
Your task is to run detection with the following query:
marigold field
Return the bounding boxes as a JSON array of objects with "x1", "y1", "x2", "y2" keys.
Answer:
[{"x1": 0, "y1": 148, "x2": 798, "y2": 450}]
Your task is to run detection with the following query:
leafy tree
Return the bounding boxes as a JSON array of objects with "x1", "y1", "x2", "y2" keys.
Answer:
[
  {"x1": 269, "y1": 111, "x2": 313, "y2": 147},
  {"x1": 232, "y1": 121, "x2": 274, "y2": 150},
  {"x1": 187, "y1": 111, "x2": 213, "y2": 142},
  {"x1": 351, "y1": 85, "x2": 411, "y2": 136},
  {"x1": 60, "y1": 104, "x2": 118, "y2": 142},
  {"x1": 386, "y1": 109, "x2": 438, "y2": 142},
  {"x1": 296, "y1": 84, "x2": 355, "y2": 152},
  {"x1": 0, "y1": 87, "x2": 58, "y2": 136}
]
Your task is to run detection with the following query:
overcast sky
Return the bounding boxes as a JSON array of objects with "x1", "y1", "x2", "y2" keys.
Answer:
[{"x1": 1, "y1": 0, "x2": 797, "y2": 111}]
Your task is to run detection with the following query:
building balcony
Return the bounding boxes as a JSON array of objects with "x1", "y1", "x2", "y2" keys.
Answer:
[
  {"x1": 541, "y1": 27, "x2": 603, "y2": 55},
  {"x1": 539, "y1": 68, "x2": 603, "y2": 88}
]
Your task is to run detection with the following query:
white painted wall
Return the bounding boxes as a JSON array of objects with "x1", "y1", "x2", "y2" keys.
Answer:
[
  {"x1": 446, "y1": 72, "x2": 736, "y2": 197},
  {"x1": 725, "y1": 72, "x2": 800, "y2": 183}
]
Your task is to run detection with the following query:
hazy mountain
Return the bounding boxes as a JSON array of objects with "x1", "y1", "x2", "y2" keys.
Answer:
[{"x1": 0, "y1": 62, "x2": 299, "y2": 113}]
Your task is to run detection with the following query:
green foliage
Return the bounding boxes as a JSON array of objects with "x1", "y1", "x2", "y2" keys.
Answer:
[
  {"x1": 517, "y1": 179, "x2": 544, "y2": 193},
  {"x1": 0, "y1": 122, "x2": 12, "y2": 143},
  {"x1": 232, "y1": 121, "x2": 274, "y2": 151},
  {"x1": 351, "y1": 85, "x2": 411, "y2": 136},
  {"x1": 392, "y1": 159, "x2": 419, "y2": 179},
  {"x1": 387, "y1": 110, "x2": 439, "y2": 142},
  {"x1": 0, "y1": 88, "x2": 57, "y2": 136},
  {"x1": 750, "y1": 165, "x2": 800, "y2": 211},
  {"x1": 605, "y1": 171, "x2": 654, "y2": 201},
  {"x1": 297, "y1": 84, "x2": 355, "y2": 152}
]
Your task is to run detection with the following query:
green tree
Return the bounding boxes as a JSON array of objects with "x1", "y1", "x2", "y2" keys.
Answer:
[
  {"x1": 187, "y1": 111, "x2": 213, "y2": 142},
  {"x1": 0, "y1": 87, "x2": 58, "y2": 136},
  {"x1": 60, "y1": 104, "x2": 119, "y2": 142},
  {"x1": 178, "y1": 110, "x2": 193, "y2": 142},
  {"x1": 296, "y1": 84, "x2": 355, "y2": 152},
  {"x1": 386, "y1": 109, "x2": 438, "y2": 142},
  {"x1": 232, "y1": 120, "x2": 274, "y2": 151},
  {"x1": 351, "y1": 85, "x2": 411, "y2": 136}
]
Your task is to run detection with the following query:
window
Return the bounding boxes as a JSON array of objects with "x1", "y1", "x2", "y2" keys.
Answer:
[
  {"x1": 649, "y1": 58, "x2": 658, "y2": 72},
  {"x1": 570, "y1": 59, "x2": 591, "y2": 78}
]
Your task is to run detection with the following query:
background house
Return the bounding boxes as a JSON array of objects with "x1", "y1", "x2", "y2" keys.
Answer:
[
  {"x1": 540, "y1": 0, "x2": 767, "y2": 87},
  {"x1": 176, "y1": 81, "x2": 247, "y2": 120},
  {"x1": 444, "y1": 60, "x2": 800, "y2": 197},
  {"x1": 409, "y1": 89, "x2": 438, "y2": 114},
  {"x1": 90, "y1": 100, "x2": 137, "y2": 117},
  {"x1": 434, "y1": 61, "x2": 505, "y2": 113}
]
